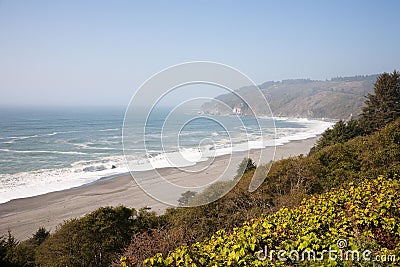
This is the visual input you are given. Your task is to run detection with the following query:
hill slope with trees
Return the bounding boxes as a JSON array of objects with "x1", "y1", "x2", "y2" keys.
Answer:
[{"x1": 201, "y1": 74, "x2": 378, "y2": 119}]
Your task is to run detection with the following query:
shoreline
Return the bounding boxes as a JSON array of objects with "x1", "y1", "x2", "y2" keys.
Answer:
[
  {"x1": 0, "y1": 137, "x2": 318, "y2": 240},
  {"x1": 0, "y1": 116, "x2": 333, "y2": 205}
]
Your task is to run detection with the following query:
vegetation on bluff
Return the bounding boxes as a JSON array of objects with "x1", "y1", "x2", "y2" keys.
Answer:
[
  {"x1": 145, "y1": 174, "x2": 399, "y2": 266},
  {"x1": 35, "y1": 206, "x2": 136, "y2": 267},
  {"x1": 0, "y1": 227, "x2": 49, "y2": 267},
  {"x1": 0, "y1": 71, "x2": 399, "y2": 266},
  {"x1": 141, "y1": 71, "x2": 400, "y2": 266},
  {"x1": 120, "y1": 116, "x2": 400, "y2": 266}
]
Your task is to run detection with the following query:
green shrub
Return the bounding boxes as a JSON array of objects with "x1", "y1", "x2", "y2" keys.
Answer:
[
  {"x1": 36, "y1": 206, "x2": 136, "y2": 267},
  {"x1": 145, "y1": 174, "x2": 400, "y2": 266}
]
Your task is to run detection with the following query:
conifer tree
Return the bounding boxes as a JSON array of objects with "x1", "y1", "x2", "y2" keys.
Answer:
[{"x1": 360, "y1": 70, "x2": 400, "y2": 133}]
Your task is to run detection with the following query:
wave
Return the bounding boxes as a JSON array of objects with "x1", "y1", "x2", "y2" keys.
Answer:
[
  {"x1": 0, "y1": 130, "x2": 84, "y2": 142},
  {"x1": 0, "y1": 118, "x2": 333, "y2": 204},
  {"x1": 0, "y1": 155, "x2": 129, "y2": 204},
  {"x1": 0, "y1": 149, "x2": 88, "y2": 155},
  {"x1": 99, "y1": 128, "x2": 120, "y2": 132},
  {"x1": 274, "y1": 117, "x2": 289, "y2": 121},
  {"x1": 73, "y1": 142, "x2": 118, "y2": 150},
  {"x1": 274, "y1": 118, "x2": 333, "y2": 145}
]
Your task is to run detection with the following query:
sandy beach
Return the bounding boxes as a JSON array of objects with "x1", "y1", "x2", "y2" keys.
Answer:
[{"x1": 0, "y1": 137, "x2": 317, "y2": 240}]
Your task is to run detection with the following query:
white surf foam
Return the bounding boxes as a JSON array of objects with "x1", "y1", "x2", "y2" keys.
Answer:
[
  {"x1": 0, "y1": 156, "x2": 129, "y2": 204},
  {"x1": 0, "y1": 118, "x2": 334, "y2": 204}
]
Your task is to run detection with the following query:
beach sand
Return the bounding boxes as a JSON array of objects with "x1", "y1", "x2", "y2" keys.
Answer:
[{"x1": 0, "y1": 137, "x2": 317, "y2": 240}]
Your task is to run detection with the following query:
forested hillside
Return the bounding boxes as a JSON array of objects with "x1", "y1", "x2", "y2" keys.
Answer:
[{"x1": 201, "y1": 75, "x2": 378, "y2": 119}]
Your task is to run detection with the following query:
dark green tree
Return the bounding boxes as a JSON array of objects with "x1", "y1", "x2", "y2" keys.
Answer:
[
  {"x1": 234, "y1": 158, "x2": 256, "y2": 179},
  {"x1": 309, "y1": 119, "x2": 363, "y2": 154},
  {"x1": 360, "y1": 70, "x2": 400, "y2": 134},
  {"x1": 0, "y1": 231, "x2": 36, "y2": 267},
  {"x1": 30, "y1": 227, "x2": 50, "y2": 247},
  {"x1": 131, "y1": 207, "x2": 166, "y2": 232},
  {"x1": 0, "y1": 231, "x2": 17, "y2": 267},
  {"x1": 4, "y1": 242, "x2": 35, "y2": 267}
]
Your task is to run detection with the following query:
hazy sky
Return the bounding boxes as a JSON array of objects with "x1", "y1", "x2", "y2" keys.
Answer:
[{"x1": 0, "y1": 0, "x2": 399, "y2": 107}]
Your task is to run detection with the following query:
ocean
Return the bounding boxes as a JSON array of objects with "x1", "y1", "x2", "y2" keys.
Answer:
[{"x1": 0, "y1": 107, "x2": 333, "y2": 203}]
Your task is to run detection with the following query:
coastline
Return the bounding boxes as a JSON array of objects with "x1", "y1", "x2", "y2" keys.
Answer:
[{"x1": 0, "y1": 137, "x2": 318, "y2": 240}]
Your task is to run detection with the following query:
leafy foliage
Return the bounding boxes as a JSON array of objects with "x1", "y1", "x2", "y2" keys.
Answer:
[
  {"x1": 36, "y1": 206, "x2": 136, "y2": 267},
  {"x1": 0, "y1": 228, "x2": 49, "y2": 267},
  {"x1": 144, "y1": 174, "x2": 400, "y2": 266},
  {"x1": 0, "y1": 231, "x2": 19, "y2": 267},
  {"x1": 118, "y1": 170, "x2": 274, "y2": 267},
  {"x1": 310, "y1": 119, "x2": 363, "y2": 154},
  {"x1": 131, "y1": 207, "x2": 167, "y2": 233},
  {"x1": 315, "y1": 118, "x2": 400, "y2": 189}
]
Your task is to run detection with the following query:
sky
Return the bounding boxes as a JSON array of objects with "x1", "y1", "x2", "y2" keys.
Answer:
[{"x1": 0, "y1": 0, "x2": 399, "y2": 107}]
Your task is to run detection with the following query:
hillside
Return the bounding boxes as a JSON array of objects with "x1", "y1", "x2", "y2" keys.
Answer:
[
  {"x1": 145, "y1": 173, "x2": 399, "y2": 266},
  {"x1": 201, "y1": 75, "x2": 378, "y2": 119},
  {"x1": 144, "y1": 71, "x2": 400, "y2": 266},
  {"x1": 139, "y1": 116, "x2": 400, "y2": 266}
]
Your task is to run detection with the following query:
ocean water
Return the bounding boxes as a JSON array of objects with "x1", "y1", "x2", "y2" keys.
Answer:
[{"x1": 0, "y1": 107, "x2": 333, "y2": 203}]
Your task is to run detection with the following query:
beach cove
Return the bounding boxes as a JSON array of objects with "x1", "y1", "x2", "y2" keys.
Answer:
[{"x1": 0, "y1": 137, "x2": 317, "y2": 240}]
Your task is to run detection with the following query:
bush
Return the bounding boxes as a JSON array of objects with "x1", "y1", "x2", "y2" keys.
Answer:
[
  {"x1": 310, "y1": 119, "x2": 363, "y2": 154},
  {"x1": 234, "y1": 158, "x2": 257, "y2": 179},
  {"x1": 36, "y1": 206, "x2": 136, "y2": 267},
  {"x1": 145, "y1": 174, "x2": 400, "y2": 266},
  {"x1": 0, "y1": 231, "x2": 36, "y2": 267}
]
